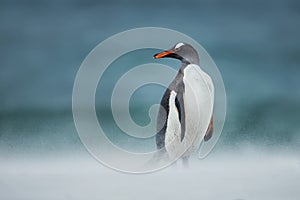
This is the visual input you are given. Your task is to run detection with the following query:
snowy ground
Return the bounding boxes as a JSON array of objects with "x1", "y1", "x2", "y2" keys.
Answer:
[{"x1": 1, "y1": 151, "x2": 299, "y2": 200}]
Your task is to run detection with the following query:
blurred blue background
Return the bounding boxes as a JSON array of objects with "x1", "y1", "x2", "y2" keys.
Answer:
[
  {"x1": 1, "y1": 0, "x2": 299, "y2": 153},
  {"x1": 0, "y1": 0, "x2": 300, "y2": 199}
]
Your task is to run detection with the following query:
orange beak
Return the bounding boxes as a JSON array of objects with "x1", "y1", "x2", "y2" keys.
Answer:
[{"x1": 153, "y1": 51, "x2": 175, "y2": 59}]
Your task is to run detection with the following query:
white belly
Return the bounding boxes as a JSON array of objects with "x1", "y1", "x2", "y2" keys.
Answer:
[
  {"x1": 164, "y1": 64, "x2": 214, "y2": 159},
  {"x1": 182, "y1": 64, "x2": 214, "y2": 157}
]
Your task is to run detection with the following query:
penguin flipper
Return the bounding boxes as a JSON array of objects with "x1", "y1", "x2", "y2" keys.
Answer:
[
  {"x1": 175, "y1": 89, "x2": 185, "y2": 142},
  {"x1": 204, "y1": 115, "x2": 214, "y2": 141}
]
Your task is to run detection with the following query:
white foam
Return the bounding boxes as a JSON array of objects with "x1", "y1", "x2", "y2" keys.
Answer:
[{"x1": 1, "y1": 152, "x2": 299, "y2": 200}]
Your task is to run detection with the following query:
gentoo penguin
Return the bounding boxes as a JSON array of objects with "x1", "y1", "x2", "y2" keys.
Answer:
[{"x1": 154, "y1": 43, "x2": 214, "y2": 166}]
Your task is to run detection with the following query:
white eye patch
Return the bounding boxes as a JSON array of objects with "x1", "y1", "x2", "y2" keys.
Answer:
[{"x1": 175, "y1": 42, "x2": 185, "y2": 50}]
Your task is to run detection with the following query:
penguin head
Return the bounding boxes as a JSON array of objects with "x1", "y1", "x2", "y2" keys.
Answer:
[{"x1": 154, "y1": 43, "x2": 199, "y2": 65}]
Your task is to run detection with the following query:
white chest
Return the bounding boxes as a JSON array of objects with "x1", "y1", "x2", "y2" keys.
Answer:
[{"x1": 164, "y1": 64, "x2": 214, "y2": 159}]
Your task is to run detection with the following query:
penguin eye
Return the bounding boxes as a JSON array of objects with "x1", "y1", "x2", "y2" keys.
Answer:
[
  {"x1": 174, "y1": 47, "x2": 181, "y2": 51},
  {"x1": 174, "y1": 42, "x2": 184, "y2": 51}
]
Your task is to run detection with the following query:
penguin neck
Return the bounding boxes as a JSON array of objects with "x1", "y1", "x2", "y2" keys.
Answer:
[
  {"x1": 179, "y1": 61, "x2": 190, "y2": 71},
  {"x1": 178, "y1": 60, "x2": 201, "y2": 77},
  {"x1": 180, "y1": 59, "x2": 200, "y2": 69},
  {"x1": 175, "y1": 62, "x2": 189, "y2": 82},
  {"x1": 181, "y1": 59, "x2": 190, "y2": 66},
  {"x1": 181, "y1": 56, "x2": 200, "y2": 66}
]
